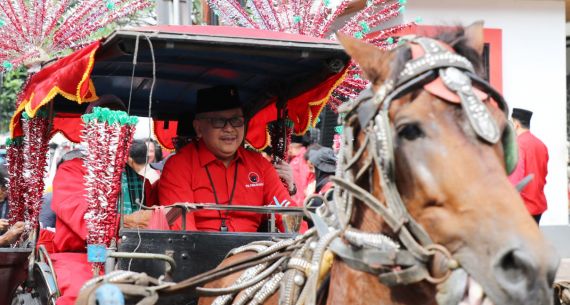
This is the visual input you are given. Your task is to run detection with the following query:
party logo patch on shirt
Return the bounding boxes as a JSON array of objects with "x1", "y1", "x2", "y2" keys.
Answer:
[{"x1": 246, "y1": 172, "x2": 264, "y2": 188}]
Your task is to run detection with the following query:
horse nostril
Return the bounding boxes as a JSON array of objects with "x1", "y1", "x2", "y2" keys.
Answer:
[
  {"x1": 490, "y1": 247, "x2": 557, "y2": 304},
  {"x1": 495, "y1": 249, "x2": 537, "y2": 287}
]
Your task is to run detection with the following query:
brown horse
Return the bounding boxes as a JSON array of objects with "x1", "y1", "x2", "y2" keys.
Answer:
[{"x1": 197, "y1": 22, "x2": 559, "y2": 305}]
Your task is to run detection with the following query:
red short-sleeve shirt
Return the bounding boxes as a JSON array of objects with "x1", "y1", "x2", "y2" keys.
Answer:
[{"x1": 158, "y1": 140, "x2": 297, "y2": 232}]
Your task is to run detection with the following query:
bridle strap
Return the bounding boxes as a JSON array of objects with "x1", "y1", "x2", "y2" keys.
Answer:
[
  {"x1": 355, "y1": 70, "x2": 437, "y2": 130},
  {"x1": 370, "y1": 111, "x2": 433, "y2": 248},
  {"x1": 466, "y1": 71, "x2": 509, "y2": 114},
  {"x1": 330, "y1": 176, "x2": 419, "y2": 246},
  {"x1": 343, "y1": 133, "x2": 370, "y2": 171},
  {"x1": 397, "y1": 37, "x2": 475, "y2": 86},
  {"x1": 328, "y1": 239, "x2": 416, "y2": 271},
  {"x1": 378, "y1": 264, "x2": 430, "y2": 286}
]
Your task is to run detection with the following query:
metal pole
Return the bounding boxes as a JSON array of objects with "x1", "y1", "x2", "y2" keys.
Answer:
[
  {"x1": 173, "y1": 0, "x2": 181, "y2": 25},
  {"x1": 107, "y1": 252, "x2": 177, "y2": 273}
]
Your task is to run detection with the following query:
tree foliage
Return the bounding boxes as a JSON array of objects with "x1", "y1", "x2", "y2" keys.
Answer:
[{"x1": 0, "y1": 68, "x2": 27, "y2": 134}]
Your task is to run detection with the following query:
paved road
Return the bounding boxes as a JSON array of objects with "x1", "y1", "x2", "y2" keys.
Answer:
[{"x1": 541, "y1": 226, "x2": 570, "y2": 281}]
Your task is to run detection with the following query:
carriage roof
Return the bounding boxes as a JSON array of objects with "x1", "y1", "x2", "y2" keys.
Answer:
[
  {"x1": 11, "y1": 25, "x2": 350, "y2": 149},
  {"x1": 85, "y1": 26, "x2": 349, "y2": 118}
]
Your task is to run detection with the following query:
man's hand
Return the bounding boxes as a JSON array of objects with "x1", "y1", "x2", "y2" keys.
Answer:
[
  {"x1": 0, "y1": 221, "x2": 25, "y2": 246},
  {"x1": 274, "y1": 161, "x2": 296, "y2": 195},
  {"x1": 0, "y1": 219, "x2": 9, "y2": 231},
  {"x1": 123, "y1": 210, "x2": 152, "y2": 229}
]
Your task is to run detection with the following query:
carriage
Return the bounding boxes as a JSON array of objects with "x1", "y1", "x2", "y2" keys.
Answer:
[{"x1": 2, "y1": 25, "x2": 350, "y2": 305}]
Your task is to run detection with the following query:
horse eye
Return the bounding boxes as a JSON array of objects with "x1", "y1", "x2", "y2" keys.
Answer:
[{"x1": 397, "y1": 123, "x2": 424, "y2": 141}]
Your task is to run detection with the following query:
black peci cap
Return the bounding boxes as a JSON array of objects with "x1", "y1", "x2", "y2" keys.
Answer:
[
  {"x1": 196, "y1": 85, "x2": 241, "y2": 114},
  {"x1": 512, "y1": 108, "x2": 533, "y2": 126}
]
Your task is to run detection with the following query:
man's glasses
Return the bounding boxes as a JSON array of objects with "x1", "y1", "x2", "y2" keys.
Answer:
[{"x1": 199, "y1": 116, "x2": 245, "y2": 129}]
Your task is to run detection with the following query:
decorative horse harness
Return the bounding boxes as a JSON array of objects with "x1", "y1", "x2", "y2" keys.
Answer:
[
  {"x1": 76, "y1": 37, "x2": 518, "y2": 305},
  {"x1": 322, "y1": 36, "x2": 519, "y2": 288}
]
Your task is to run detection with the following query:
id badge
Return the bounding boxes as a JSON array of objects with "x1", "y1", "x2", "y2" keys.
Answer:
[{"x1": 220, "y1": 219, "x2": 228, "y2": 232}]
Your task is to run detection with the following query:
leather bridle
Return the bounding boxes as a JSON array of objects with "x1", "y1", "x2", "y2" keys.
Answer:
[{"x1": 315, "y1": 36, "x2": 513, "y2": 287}]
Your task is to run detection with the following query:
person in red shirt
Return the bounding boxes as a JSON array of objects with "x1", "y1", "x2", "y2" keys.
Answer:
[
  {"x1": 158, "y1": 85, "x2": 300, "y2": 232},
  {"x1": 288, "y1": 134, "x2": 313, "y2": 205},
  {"x1": 508, "y1": 108, "x2": 549, "y2": 224},
  {"x1": 46, "y1": 95, "x2": 153, "y2": 305}
]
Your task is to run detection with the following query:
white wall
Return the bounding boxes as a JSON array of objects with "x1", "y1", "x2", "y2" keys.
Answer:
[{"x1": 406, "y1": 0, "x2": 568, "y2": 225}]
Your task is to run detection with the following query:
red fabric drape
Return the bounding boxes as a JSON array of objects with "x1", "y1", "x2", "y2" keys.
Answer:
[
  {"x1": 153, "y1": 120, "x2": 179, "y2": 150},
  {"x1": 152, "y1": 68, "x2": 346, "y2": 151},
  {"x1": 246, "y1": 67, "x2": 347, "y2": 149},
  {"x1": 10, "y1": 42, "x2": 100, "y2": 138},
  {"x1": 50, "y1": 114, "x2": 84, "y2": 143}
]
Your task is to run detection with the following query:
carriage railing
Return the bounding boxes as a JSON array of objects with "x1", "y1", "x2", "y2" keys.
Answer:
[
  {"x1": 109, "y1": 204, "x2": 311, "y2": 282},
  {"x1": 141, "y1": 203, "x2": 311, "y2": 232}
]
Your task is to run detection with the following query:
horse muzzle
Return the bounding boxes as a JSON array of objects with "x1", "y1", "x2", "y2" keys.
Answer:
[
  {"x1": 438, "y1": 245, "x2": 559, "y2": 305},
  {"x1": 491, "y1": 246, "x2": 559, "y2": 305},
  {"x1": 437, "y1": 269, "x2": 502, "y2": 305}
]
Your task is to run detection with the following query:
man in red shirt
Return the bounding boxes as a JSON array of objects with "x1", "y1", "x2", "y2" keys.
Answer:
[
  {"x1": 508, "y1": 108, "x2": 549, "y2": 224},
  {"x1": 158, "y1": 86, "x2": 299, "y2": 232}
]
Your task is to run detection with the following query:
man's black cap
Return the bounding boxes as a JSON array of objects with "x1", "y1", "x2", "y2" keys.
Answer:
[
  {"x1": 196, "y1": 85, "x2": 241, "y2": 114},
  {"x1": 512, "y1": 108, "x2": 533, "y2": 126}
]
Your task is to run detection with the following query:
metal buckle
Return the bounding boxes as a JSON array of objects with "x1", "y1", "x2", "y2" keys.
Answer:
[{"x1": 424, "y1": 244, "x2": 460, "y2": 284}]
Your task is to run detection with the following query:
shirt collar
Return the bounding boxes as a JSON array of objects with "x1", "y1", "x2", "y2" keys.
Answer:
[{"x1": 197, "y1": 138, "x2": 243, "y2": 167}]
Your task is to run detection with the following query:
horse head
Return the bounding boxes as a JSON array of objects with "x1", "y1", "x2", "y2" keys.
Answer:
[{"x1": 329, "y1": 22, "x2": 559, "y2": 305}]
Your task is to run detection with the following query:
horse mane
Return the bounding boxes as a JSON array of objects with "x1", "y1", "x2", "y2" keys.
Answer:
[{"x1": 390, "y1": 26, "x2": 485, "y2": 81}]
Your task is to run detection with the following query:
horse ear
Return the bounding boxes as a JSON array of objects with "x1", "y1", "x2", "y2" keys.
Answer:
[
  {"x1": 336, "y1": 32, "x2": 392, "y2": 85},
  {"x1": 464, "y1": 20, "x2": 485, "y2": 56}
]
